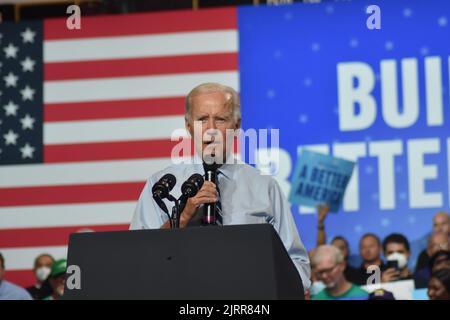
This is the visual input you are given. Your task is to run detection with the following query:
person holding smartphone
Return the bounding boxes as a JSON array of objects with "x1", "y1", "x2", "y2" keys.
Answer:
[{"x1": 381, "y1": 233, "x2": 414, "y2": 283}]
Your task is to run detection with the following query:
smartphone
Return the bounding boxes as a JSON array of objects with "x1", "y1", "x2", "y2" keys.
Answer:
[{"x1": 386, "y1": 260, "x2": 399, "y2": 271}]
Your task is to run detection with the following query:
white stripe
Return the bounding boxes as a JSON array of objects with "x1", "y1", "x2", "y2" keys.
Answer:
[
  {"x1": 44, "y1": 115, "x2": 187, "y2": 144},
  {"x1": 0, "y1": 157, "x2": 175, "y2": 187},
  {"x1": 0, "y1": 246, "x2": 68, "y2": 271},
  {"x1": 0, "y1": 202, "x2": 135, "y2": 229},
  {"x1": 44, "y1": 30, "x2": 237, "y2": 63},
  {"x1": 44, "y1": 71, "x2": 239, "y2": 103}
]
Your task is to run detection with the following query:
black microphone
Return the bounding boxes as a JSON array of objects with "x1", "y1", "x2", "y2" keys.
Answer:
[
  {"x1": 202, "y1": 162, "x2": 219, "y2": 225},
  {"x1": 178, "y1": 173, "x2": 204, "y2": 215},
  {"x1": 152, "y1": 174, "x2": 176, "y2": 199},
  {"x1": 181, "y1": 173, "x2": 204, "y2": 198},
  {"x1": 152, "y1": 174, "x2": 176, "y2": 214}
]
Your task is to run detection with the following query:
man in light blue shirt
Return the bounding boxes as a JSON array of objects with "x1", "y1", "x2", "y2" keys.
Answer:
[
  {"x1": 0, "y1": 252, "x2": 32, "y2": 300},
  {"x1": 130, "y1": 83, "x2": 311, "y2": 290}
]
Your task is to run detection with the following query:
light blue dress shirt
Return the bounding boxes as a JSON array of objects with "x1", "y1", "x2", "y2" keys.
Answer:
[
  {"x1": 130, "y1": 157, "x2": 311, "y2": 290},
  {"x1": 0, "y1": 280, "x2": 33, "y2": 300}
]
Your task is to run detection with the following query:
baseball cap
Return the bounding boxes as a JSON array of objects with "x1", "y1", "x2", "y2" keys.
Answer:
[
  {"x1": 368, "y1": 288, "x2": 395, "y2": 300},
  {"x1": 50, "y1": 259, "x2": 67, "y2": 278}
]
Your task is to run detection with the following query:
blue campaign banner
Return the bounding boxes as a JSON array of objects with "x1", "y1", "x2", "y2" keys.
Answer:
[
  {"x1": 238, "y1": 0, "x2": 450, "y2": 265},
  {"x1": 289, "y1": 150, "x2": 355, "y2": 212}
]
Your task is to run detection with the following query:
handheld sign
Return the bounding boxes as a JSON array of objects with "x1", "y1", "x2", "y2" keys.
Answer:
[{"x1": 289, "y1": 150, "x2": 355, "y2": 212}]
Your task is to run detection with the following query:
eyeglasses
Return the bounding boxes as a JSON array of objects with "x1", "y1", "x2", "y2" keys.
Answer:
[
  {"x1": 315, "y1": 264, "x2": 338, "y2": 277},
  {"x1": 432, "y1": 242, "x2": 449, "y2": 250}
]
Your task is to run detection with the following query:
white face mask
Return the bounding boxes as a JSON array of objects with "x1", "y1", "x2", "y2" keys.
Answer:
[
  {"x1": 35, "y1": 266, "x2": 51, "y2": 282},
  {"x1": 386, "y1": 252, "x2": 408, "y2": 269}
]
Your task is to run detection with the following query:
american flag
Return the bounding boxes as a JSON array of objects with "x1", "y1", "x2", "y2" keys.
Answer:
[{"x1": 0, "y1": 7, "x2": 239, "y2": 287}]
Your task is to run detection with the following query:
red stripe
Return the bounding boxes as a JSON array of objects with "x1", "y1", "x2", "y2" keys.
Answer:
[
  {"x1": 44, "y1": 138, "x2": 240, "y2": 163},
  {"x1": 5, "y1": 270, "x2": 35, "y2": 289},
  {"x1": 44, "y1": 138, "x2": 194, "y2": 163},
  {"x1": 0, "y1": 182, "x2": 144, "y2": 207},
  {"x1": 44, "y1": 97, "x2": 185, "y2": 122},
  {"x1": 0, "y1": 224, "x2": 129, "y2": 248},
  {"x1": 44, "y1": 53, "x2": 238, "y2": 81},
  {"x1": 44, "y1": 7, "x2": 236, "y2": 40}
]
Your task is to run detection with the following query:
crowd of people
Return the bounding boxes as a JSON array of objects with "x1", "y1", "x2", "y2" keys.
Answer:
[
  {"x1": 0, "y1": 253, "x2": 67, "y2": 300},
  {"x1": 308, "y1": 209, "x2": 450, "y2": 300},
  {"x1": 0, "y1": 210, "x2": 449, "y2": 300}
]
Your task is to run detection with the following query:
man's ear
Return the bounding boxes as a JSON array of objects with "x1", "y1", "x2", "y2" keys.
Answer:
[
  {"x1": 185, "y1": 119, "x2": 192, "y2": 137},
  {"x1": 235, "y1": 119, "x2": 241, "y2": 131}
]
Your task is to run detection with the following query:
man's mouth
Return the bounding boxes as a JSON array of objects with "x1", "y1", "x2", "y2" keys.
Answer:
[{"x1": 203, "y1": 140, "x2": 219, "y2": 145}]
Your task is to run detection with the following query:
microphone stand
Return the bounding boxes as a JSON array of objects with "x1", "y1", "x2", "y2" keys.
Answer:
[
  {"x1": 166, "y1": 195, "x2": 181, "y2": 229},
  {"x1": 153, "y1": 193, "x2": 172, "y2": 228},
  {"x1": 164, "y1": 173, "x2": 203, "y2": 229},
  {"x1": 170, "y1": 202, "x2": 179, "y2": 229}
]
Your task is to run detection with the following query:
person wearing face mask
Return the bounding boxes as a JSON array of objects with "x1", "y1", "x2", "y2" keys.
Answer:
[
  {"x1": 26, "y1": 254, "x2": 54, "y2": 300},
  {"x1": 381, "y1": 233, "x2": 413, "y2": 283},
  {"x1": 307, "y1": 248, "x2": 325, "y2": 298},
  {"x1": 311, "y1": 245, "x2": 368, "y2": 300},
  {"x1": 314, "y1": 205, "x2": 360, "y2": 285},
  {"x1": 43, "y1": 259, "x2": 67, "y2": 300},
  {"x1": 427, "y1": 267, "x2": 450, "y2": 300},
  {"x1": 0, "y1": 252, "x2": 32, "y2": 300}
]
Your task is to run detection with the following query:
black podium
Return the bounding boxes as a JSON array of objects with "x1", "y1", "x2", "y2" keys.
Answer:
[{"x1": 63, "y1": 224, "x2": 304, "y2": 299}]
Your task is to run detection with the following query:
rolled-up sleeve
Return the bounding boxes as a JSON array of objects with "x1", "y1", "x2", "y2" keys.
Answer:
[
  {"x1": 268, "y1": 179, "x2": 311, "y2": 291},
  {"x1": 129, "y1": 177, "x2": 165, "y2": 230}
]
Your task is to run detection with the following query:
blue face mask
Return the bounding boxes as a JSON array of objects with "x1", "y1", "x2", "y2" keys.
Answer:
[{"x1": 310, "y1": 281, "x2": 326, "y2": 295}]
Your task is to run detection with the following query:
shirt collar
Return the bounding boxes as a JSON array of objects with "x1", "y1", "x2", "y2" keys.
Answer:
[
  {"x1": 191, "y1": 152, "x2": 241, "y2": 180},
  {"x1": 218, "y1": 160, "x2": 242, "y2": 180}
]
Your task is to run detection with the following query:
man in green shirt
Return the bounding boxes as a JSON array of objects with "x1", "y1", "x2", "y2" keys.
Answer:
[{"x1": 311, "y1": 245, "x2": 368, "y2": 300}]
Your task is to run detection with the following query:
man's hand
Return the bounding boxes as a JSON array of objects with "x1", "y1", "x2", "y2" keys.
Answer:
[
  {"x1": 318, "y1": 205, "x2": 330, "y2": 224},
  {"x1": 381, "y1": 268, "x2": 400, "y2": 283},
  {"x1": 160, "y1": 181, "x2": 218, "y2": 229},
  {"x1": 316, "y1": 205, "x2": 329, "y2": 245},
  {"x1": 181, "y1": 181, "x2": 218, "y2": 222}
]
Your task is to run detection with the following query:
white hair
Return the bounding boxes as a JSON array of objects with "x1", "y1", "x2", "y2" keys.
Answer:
[
  {"x1": 434, "y1": 211, "x2": 450, "y2": 222},
  {"x1": 185, "y1": 82, "x2": 241, "y2": 124},
  {"x1": 311, "y1": 245, "x2": 344, "y2": 267}
]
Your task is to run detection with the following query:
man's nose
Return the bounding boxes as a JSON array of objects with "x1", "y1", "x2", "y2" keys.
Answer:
[
  {"x1": 205, "y1": 118, "x2": 216, "y2": 130},
  {"x1": 204, "y1": 121, "x2": 219, "y2": 138}
]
